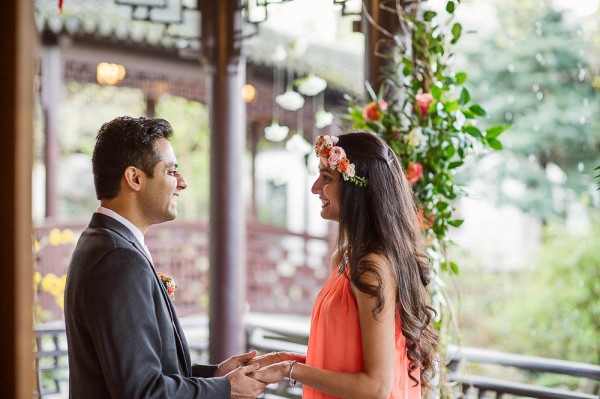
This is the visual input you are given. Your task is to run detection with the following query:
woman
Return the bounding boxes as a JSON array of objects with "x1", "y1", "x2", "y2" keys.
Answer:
[{"x1": 252, "y1": 132, "x2": 438, "y2": 399}]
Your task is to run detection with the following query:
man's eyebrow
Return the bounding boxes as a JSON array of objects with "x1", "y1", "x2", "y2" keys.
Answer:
[{"x1": 165, "y1": 162, "x2": 178, "y2": 168}]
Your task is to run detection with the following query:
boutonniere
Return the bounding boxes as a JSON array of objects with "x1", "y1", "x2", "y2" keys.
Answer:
[{"x1": 157, "y1": 272, "x2": 177, "y2": 301}]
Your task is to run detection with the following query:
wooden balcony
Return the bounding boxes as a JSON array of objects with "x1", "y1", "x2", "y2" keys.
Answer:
[
  {"x1": 34, "y1": 218, "x2": 333, "y2": 319},
  {"x1": 35, "y1": 314, "x2": 600, "y2": 399}
]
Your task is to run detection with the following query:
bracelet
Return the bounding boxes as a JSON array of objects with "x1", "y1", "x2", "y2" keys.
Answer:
[{"x1": 288, "y1": 360, "x2": 297, "y2": 386}]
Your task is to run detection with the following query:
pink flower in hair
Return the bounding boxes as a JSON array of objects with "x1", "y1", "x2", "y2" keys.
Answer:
[{"x1": 328, "y1": 147, "x2": 346, "y2": 166}]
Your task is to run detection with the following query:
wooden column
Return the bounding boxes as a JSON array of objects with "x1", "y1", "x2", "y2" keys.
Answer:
[
  {"x1": 200, "y1": 0, "x2": 247, "y2": 362},
  {"x1": 0, "y1": 1, "x2": 34, "y2": 398},
  {"x1": 41, "y1": 41, "x2": 63, "y2": 219},
  {"x1": 362, "y1": 0, "x2": 401, "y2": 94},
  {"x1": 146, "y1": 95, "x2": 157, "y2": 118}
]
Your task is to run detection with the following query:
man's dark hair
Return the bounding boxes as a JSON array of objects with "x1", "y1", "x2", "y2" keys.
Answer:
[{"x1": 92, "y1": 116, "x2": 173, "y2": 200}]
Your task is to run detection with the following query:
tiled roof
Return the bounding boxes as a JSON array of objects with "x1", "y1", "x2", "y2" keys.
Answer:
[{"x1": 36, "y1": 0, "x2": 363, "y2": 94}]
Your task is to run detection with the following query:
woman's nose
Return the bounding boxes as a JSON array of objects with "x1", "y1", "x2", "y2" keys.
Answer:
[{"x1": 311, "y1": 178, "x2": 320, "y2": 194}]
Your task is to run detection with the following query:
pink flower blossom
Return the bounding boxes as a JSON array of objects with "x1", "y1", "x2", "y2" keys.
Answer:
[
  {"x1": 362, "y1": 101, "x2": 388, "y2": 121},
  {"x1": 328, "y1": 146, "x2": 347, "y2": 166},
  {"x1": 406, "y1": 162, "x2": 424, "y2": 185},
  {"x1": 345, "y1": 163, "x2": 356, "y2": 178},
  {"x1": 415, "y1": 93, "x2": 434, "y2": 117}
]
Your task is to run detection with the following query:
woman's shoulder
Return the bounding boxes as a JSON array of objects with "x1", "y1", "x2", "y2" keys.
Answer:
[{"x1": 358, "y1": 252, "x2": 390, "y2": 271}]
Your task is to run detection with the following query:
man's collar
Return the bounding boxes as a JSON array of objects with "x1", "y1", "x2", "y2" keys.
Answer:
[{"x1": 96, "y1": 206, "x2": 146, "y2": 247}]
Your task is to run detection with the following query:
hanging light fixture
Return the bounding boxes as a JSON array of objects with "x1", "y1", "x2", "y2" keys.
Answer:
[
  {"x1": 242, "y1": 84, "x2": 258, "y2": 103},
  {"x1": 96, "y1": 62, "x2": 127, "y2": 85}
]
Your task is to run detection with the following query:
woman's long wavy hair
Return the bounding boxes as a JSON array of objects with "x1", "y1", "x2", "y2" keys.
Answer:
[{"x1": 335, "y1": 131, "x2": 439, "y2": 389}]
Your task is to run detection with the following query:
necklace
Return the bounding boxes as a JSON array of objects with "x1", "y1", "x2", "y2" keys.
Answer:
[{"x1": 337, "y1": 250, "x2": 349, "y2": 276}]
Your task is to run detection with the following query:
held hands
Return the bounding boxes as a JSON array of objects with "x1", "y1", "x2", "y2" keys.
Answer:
[
  {"x1": 218, "y1": 350, "x2": 296, "y2": 396},
  {"x1": 247, "y1": 351, "x2": 284, "y2": 369},
  {"x1": 225, "y1": 363, "x2": 266, "y2": 399},
  {"x1": 215, "y1": 350, "x2": 258, "y2": 377},
  {"x1": 250, "y1": 361, "x2": 292, "y2": 384}
]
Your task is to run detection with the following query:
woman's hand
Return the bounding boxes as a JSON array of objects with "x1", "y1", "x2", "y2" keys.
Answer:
[
  {"x1": 247, "y1": 352, "x2": 284, "y2": 368},
  {"x1": 250, "y1": 361, "x2": 291, "y2": 384}
]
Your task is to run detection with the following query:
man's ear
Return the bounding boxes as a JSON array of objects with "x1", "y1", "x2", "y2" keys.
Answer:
[{"x1": 123, "y1": 166, "x2": 143, "y2": 192}]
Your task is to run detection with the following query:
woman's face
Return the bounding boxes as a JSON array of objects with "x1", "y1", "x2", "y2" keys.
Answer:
[{"x1": 311, "y1": 160, "x2": 341, "y2": 222}]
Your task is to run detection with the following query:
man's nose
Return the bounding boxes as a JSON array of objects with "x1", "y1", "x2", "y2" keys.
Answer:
[{"x1": 178, "y1": 174, "x2": 188, "y2": 190}]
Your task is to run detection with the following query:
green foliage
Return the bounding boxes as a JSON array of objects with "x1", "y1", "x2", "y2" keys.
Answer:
[
  {"x1": 462, "y1": 0, "x2": 600, "y2": 216},
  {"x1": 344, "y1": 0, "x2": 506, "y2": 275},
  {"x1": 450, "y1": 216, "x2": 600, "y2": 366},
  {"x1": 503, "y1": 221, "x2": 599, "y2": 364},
  {"x1": 344, "y1": 6, "x2": 509, "y2": 394}
]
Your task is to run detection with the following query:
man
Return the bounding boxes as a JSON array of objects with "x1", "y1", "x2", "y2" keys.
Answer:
[{"x1": 64, "y1": 116, "x2": 265, "y2": 398}]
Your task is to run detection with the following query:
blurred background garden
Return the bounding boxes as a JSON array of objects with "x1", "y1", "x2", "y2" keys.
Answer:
[{"x1": 31, "y1": 0, "x2": 599, "y2": 396}]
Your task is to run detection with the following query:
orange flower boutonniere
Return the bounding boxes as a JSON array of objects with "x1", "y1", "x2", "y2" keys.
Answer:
[{"x1": 157, "y1": 272, "x2": 177, "y2": 301}]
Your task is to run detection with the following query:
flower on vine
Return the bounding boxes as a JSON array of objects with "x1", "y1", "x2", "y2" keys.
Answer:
[
  {"x1": 362, "y1": 100, "x2": 388, "y2": 121},
  {"x1": 407, "y1": 127, "x2": 428, "y2": 149},
  {"x1": 405, "y1": 162, "x2": 424, "y2": 185},
  {"x1": 418, "y1": 208, "x2": 435, "y2": 229},
  {"x1": 157, "y1": 272, "x2": 177, "y2": 301},
  {"x1": 415, "y1": 93, "x2": 434, "y2": 118}
]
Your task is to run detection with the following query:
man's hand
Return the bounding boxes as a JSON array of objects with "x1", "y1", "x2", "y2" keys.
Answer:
[
  {"x1": 226, "y1": 363, "x2": 266, "y2": 399},
  {"x1": 215, "y1": 350, "x2": 257, "y2": 377}
]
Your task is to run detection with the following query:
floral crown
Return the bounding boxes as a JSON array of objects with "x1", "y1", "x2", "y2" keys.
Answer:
[{"x1": 314, "y1": 135, "x2": 368, "y2": 187}]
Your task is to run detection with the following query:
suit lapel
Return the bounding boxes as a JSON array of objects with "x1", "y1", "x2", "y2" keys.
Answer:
[
  {"x1": 152, "y1": 271, "x2": 191, "y2": 376},
  {"x1": 89, "y1": 213, "x2": 191, "y2": 376}
]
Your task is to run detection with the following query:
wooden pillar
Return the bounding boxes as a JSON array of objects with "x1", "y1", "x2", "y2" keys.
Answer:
[
  {"x1": 248, "y1": 119, "x2": 267, "y2": 220},
  {"x1": 146, "y1": 95, "x2": 156, "y2": 118},
  {"x1": 362, "y1": 0, "x2": 401, "y2": 94},
  {"x1": 0, "y1": 1, "x2": 35, "y2": 398},
  {"x1": 41, "y1": 41, "x2": 63, "y2": 219},
  {"x1": 200, "y1": 0, "x2": 247, "y2": 362}
]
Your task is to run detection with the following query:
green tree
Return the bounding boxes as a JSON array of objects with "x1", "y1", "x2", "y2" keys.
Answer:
[
  {"x1": 463, "y1": 0, "x2": 600, "y2": 217},
  {"x1": 499, "y1": 220, "x2": 600, "y2": 365}
]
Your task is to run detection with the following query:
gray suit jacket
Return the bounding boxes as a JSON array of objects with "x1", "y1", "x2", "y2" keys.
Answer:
[{"x1": 65, "y1": 213, "x2": 230, "y2": 398}]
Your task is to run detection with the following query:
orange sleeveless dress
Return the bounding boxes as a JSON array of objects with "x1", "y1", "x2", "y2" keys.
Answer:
[{"x1": 303, "y1": 268, "x2": 421, "y2": 399}]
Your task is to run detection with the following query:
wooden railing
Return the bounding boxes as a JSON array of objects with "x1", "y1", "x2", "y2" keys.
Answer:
[
  {"x1": 35, "y1": 316, "x2": 600, "y2": 399},
  {"x1": 34, "y1": 218, "x2": 333, "y2": 319},
  {"x1": 243, "y1": 316, "x2": 600, "y2": 399},
  {"x1": 446, "y1": 346, "x2": 600, "y2": 399}
]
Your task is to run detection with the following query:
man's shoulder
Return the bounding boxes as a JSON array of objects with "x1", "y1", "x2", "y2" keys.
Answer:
[
  {"x1": 69, "y1": 221, "x2": 142, "y2": 271},
  {"x1": 76, "y1": 225, "x2": 131, "y2": 253}
]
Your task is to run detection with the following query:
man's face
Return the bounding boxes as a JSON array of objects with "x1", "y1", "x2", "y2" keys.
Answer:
[{"x1": 140, "y1": 138, "x2": 187, "y2": 225}]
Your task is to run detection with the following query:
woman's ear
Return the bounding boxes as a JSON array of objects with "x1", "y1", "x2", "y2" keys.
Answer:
[{"x1": 123, "y1": 166, "x2": 143, "y2": 192}]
